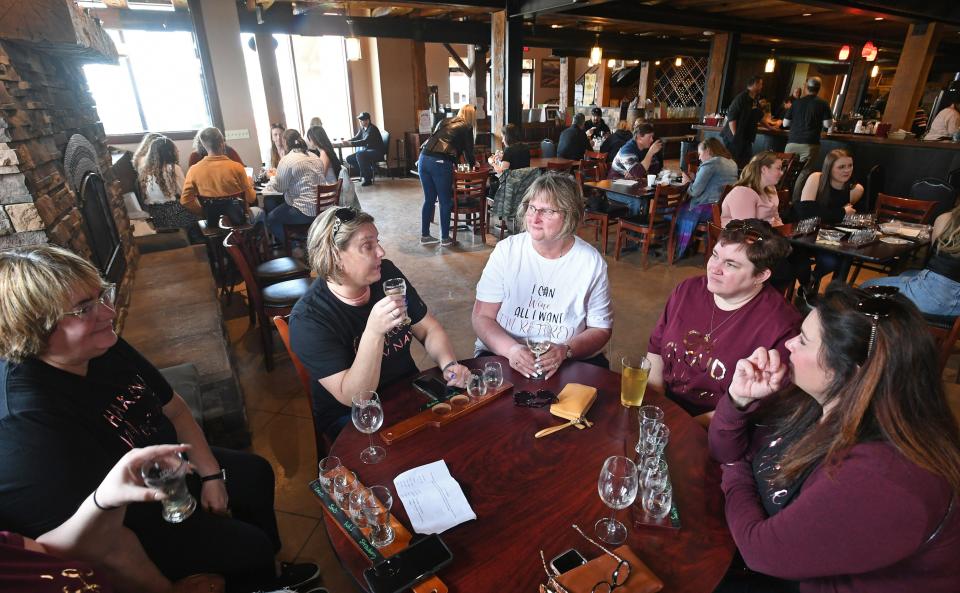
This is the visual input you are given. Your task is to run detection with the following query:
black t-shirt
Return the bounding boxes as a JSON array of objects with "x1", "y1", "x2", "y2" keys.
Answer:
[
  {"x1": 785, "y1": 95, "x2": 833, "y2": 144},
  {"x1": 722, "y1": 90, "x2": 762, "y2": 144},
  {"x1": 557, "y1": 125, "x2": 588, "y2": 160},
  {"x1": 585, "y1": 120, "x2": 610, "y2": 138},
  {"x1": 793, "y1": 183, "x2": 850, "y2": 224},
  {"x1": 289, "y1": 260, "x2": 427, "y2": 437},
  {"x1": 501, "y1": 144, "x2": 531, "y2": 169},
  {"x1": 0, "y1": 338, "x2": 176, "y2": 537}
]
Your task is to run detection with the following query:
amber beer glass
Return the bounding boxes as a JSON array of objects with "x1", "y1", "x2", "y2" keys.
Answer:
[{"x1": 620, "y1": 356, "x2": 651, "y2": 407}]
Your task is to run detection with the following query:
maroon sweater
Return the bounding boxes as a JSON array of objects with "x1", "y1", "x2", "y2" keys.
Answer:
[{"x1": 709, "y1": 394, "x2": 960, "y2": 592}]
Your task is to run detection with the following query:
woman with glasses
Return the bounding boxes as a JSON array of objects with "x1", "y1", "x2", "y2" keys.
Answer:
[
  {"x1": 721, "y1": 151, "x2": 785, "y2": 227},
  {"x1": 472, "y1": 173, "x2": 613, "y2": 379},
  {"x1": 647, "y1": 219, "x2": 800, "y2": 420},
  {"x1": 289, "y1": 207, "x2": 472, "y2": 442},
  {"x1": 709, "y1": 285, "x2": 960, "y2": 591},
  {"x1": 0, "y1": 245, "x2": 319, "y2": 592}
]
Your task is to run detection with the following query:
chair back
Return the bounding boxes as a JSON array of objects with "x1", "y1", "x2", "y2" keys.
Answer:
[
  {"x1": 684, "y1": 150, "x2": 700, "y2": 177},
  {"x1": 647, "y1": 184, "x2": 685, "y2": 229},
  {"x1": 911, "y1": 178, "x2": 957, "y2": 219},
  {"x1": 547, "y1": 160, "x2": 573, "y2": 173},
  {"x1": 529, "y1": 145, "x2": 543, "y2": 158},
  {"x1": 380, "y1": 130, "x2": 390, "y2": 153},
  {"x1": 925, "y1": 314, "x2": 960, "y2": 376},
  {"x1": 875, "y1": 193, "x2": 937, "y2": 224},
  {"x1": 317, "y1": 179, "x2": 343, "y2": 211},
  {"x1": 273, "y1": 314, "x2": 331, "y2": 458},
  {"x1": 540, "y1": 139, "x2": 556, "y2": 158},
  {"x1": 864, "y1": 164, "x2": 884, "y2": 212},
  {"x1": 774, "y1": 152, "x2": 800, "y2": 193},
  {"x1": 223, "y1": 231, "x2": 263, "y2": 310},
  {"x1": 584, "y1": 151, "x2": 608, "y2": 162},
  {"x1": 199, "y1": 196, "x2": 246, "y2": 228},
  {"x1": 576, "y1": 161, "x2": 602, "y2": 185},
  {"x1": 453, "y1": 170, "x2": 488, "y2": 201}
]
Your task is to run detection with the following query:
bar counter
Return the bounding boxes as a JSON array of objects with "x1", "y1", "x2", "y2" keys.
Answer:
[{"x1": 693, "y1": 124, "x2": 960, "y2": 197}]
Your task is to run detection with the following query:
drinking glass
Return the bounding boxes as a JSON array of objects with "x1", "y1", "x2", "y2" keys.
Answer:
[
  {"x1": 643, "y1": 482, "x2": 673, "y2": 520},
  {"x1": 382, "y1": 278, "x2": 411, "y2": 325},
  {"x1": 318, "y1": 456, "x2": 341, "y2": 493},
  {"x1": 348, "y1": 486, "x2": 372, "y2": 528},
  {"x1": 363, "y1": 485, "x2": 395, "y2": 548},
  {"x1": 642, "y1": 458, "x2": 670, "y2": 493},
  {"x1": 638, "y1": 405, "x2": 664, "y2": 434},
  {"x1": 352, "y1": 391, "x2": 386, "y2": 464},
  {"x1": 641, "y1": 424, "x2": 670, "y2": 461},
  {"x1": 620, "y1": 356, "x2": 651, "y2": 408},
  {"x1": 595, "y1": 455, "x2": 639, "y2": 545},
  {"x1": 466, "y1": 372, "x2": 488, "y2": 397},
  {"x1": 140, "y1": 453, "x2": 197, "y2": 523},
  {"x1": 333, "y1": 470, "x2": 358, "y2": 509},
  {"x1": 483, "y1": 362, "x2": 504, "y2": 390},
  {"x1": 525, "y1": 327, "x2": 553, "y2": 380}
]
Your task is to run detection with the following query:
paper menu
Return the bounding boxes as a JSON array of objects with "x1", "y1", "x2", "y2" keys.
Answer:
[{"x1": 394, "y1": 460, "x2": 476, "y2": 534}]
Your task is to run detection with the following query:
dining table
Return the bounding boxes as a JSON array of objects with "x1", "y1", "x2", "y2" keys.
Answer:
[
  {"x1": 529, "y1": 156, "x2": 577, "y2": 170},
  {"x1": 322, "y1": 356, "x2": 736, "y2": 593},
  {"x1": 787, "y1": 226, "x2": 927, "y2": 282},
  {"x1": 333, "y1": 139, "x2": 362, "y2": 162}
]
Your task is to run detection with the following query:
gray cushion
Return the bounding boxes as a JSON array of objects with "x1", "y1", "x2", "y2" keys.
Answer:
[{"x1": 159, "y1": 363, "x2": 202, "y2": 426}]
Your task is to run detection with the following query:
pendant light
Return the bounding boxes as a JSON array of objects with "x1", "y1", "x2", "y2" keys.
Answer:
[
  {"x1": 765, "y1": 51, "x2": 776, "y2": 73},
  {"x1": 589, "y1": 38, "x2": 603, "y2": 67},
  {"x1": 674, "y1": 56, "x2": 682, "y2": 67},
  {"x1": 862, "y1": 41, "x2": 878, "y2": 62},
  {"x1": 838, "y1": 45, "x2": 850, "y2": 61},
  {"x1": 870, "y1": 64, "x2": 879, "y2": 78}
]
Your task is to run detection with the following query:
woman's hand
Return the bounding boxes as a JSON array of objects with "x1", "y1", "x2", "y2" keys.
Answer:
[
  {"x1": 681, "y1": 171, "x2": 692, "y2": 184},
  {"x1": 536, "y1": 342, "x2": 567, "y2": 380},
  {"x1": 95, "y1": 444, "x2": 191, "y2": 509},
  {"x1": 728, "y1": 347, "x2": 787, "y2": 408},
  {"x1": 506, "y1": 342, "x2": 538, "y2": 378},
  {"x1": 443, "y1": 363, "x2": 472, "y2": 389},
  {"x1": 843, "y1": 203, "x2": 857, "y2": 216},
  {"x1": 200, "y1": 480, "x2": 230, "y2": 516},
  {"x1": 367, "y1": 294, "x2": 406, "y2": 335}
]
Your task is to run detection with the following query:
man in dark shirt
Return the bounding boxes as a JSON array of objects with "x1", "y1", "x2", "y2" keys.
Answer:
[
  {"x1": 346, "y1": 112, "x2": 386, "y2": 186},
  {"x1": 721, "y1": 76, "x2": 764, "y2": 168},
  {"x1": 783, "y1": 76, "x2": 833, "y2": 167},
  {"x1": 557, "y1": 113, "x2": 589, "y2": 160},
  {"x1": 585, "y1": 107, "x2": 610, "y2": 140}
]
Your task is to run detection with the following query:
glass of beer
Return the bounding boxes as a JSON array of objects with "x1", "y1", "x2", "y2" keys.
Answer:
[
  {"x1": 620, "y1": 355, "x2": 651, "y2": 408},
  {"x1": 140, "y1": 453, "x2": 197, "y2": 523},
  {"x1": 382, "y1": 278, "x2": 411, "y2": 326}
]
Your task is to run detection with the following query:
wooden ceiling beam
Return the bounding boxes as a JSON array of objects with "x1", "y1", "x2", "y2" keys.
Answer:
[{"x1": 782, "y1": 0, "x2": 960, "y2": 27}]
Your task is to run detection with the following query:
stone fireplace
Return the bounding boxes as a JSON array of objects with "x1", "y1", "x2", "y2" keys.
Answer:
[{"x1": 0, "y1": 1, "x2": 137, "y2": 327}]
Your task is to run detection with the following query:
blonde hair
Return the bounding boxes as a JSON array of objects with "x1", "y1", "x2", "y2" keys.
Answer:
[
  {"x1": 736, "y1": 151, "x2": 780, "y2": 198},
  {"x1": 937, "y1": 204, "x2": 960, "y2": 256},
  {"x1": 457, "y1": 104, "x2": 477, "y2": 138},
  {"x1": 307, "y1": 207, "x2": 376, "y2": 283},
  {"x1": 517, "y1": 172, "x2": 583, "y2": 239},
  {"x1": 0, "y1": 244, "x2": 107, "y2": 362}
]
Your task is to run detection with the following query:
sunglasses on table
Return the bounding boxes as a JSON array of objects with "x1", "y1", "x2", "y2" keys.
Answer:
[{"x1": 514, "y1": 389, "x2": 557, "y2": 408}]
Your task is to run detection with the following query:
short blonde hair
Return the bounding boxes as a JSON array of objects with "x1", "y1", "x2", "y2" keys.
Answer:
[
  {"x1": 307, "y1": 207, "x2": 376, "y2": 283},
  {"x1": 0, "y1": 244, "x2": 106, "y2": 362},
  {"x1": 517, "y1": 172, "x2": 583, "y2": 240}
]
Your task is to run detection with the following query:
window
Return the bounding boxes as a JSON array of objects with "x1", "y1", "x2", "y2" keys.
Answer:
[
  {"x1": 522, "y1": 59, "x2": 535, "y2": 109},
  {"x1": 83, "y1": 29, "x2": 210, "y2": 136}
]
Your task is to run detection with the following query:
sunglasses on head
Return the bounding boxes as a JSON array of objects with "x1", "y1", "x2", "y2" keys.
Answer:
[
  {"x1": 723, "y1": 220, "x2": 765, "y2": 243},
  {"x1": 514, "y1": 389, "x2": 557, "y2": 408},
  {"x1": 332, "y1": 208, "x2": 358, "y2": 236},
  {"x1": 856, "y1": 286, "x2": 899, "y2": 357}
]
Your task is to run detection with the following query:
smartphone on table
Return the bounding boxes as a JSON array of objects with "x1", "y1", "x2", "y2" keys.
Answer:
[
  {"x1": 412, "y1": 376, "x2": 461, "y2": 403},
  {"x1": 550, "y1": 548, "x2": 587, "y2": 575},
  {"x1": 363, "y1": 534, "x2": 454, "y2": 593}
]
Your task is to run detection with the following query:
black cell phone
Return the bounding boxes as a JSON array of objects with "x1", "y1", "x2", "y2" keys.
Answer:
[
  {"x1": 362, "y1": 534, "x2": 453, "y2": 593},
  {"x1": 412, "y1": 376, "x2": 460, "y2": 402},
  {"x1": 550, "y1": 548, "x2": 587, "y2": 575}
]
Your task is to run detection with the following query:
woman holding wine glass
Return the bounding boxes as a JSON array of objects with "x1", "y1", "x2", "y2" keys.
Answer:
[
  {"x1": 472, "y1": 173, "x2": 614, "y2": 380},
  {"x1": 290, "y1": 207, "x2": 472, "y2": 448}
]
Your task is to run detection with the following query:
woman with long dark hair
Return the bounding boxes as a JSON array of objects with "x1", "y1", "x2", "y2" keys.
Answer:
[
  {"x1": 137, "y1": 136, "x2": 198, "y2": 237},
  {"x1": 305, "y1": 124, "x2": 342, "y2": 182},
  {"x1": 269, "y1": 123, "x2": 286, "y2": 168},
  {"x1": 710, "y1": 284, "x2": 960, "y2": 591}
]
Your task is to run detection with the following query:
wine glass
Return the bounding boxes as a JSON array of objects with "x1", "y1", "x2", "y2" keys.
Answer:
[
  {"x1": 352, "y1": 391, "x2": 386, "y2": 464},
  {"x1": 525, "y1": 327, "x2": 553, "y2": 380},
  {"x1": 318, "y1": 456, "x2": 341, "y2": 493},
  {"x1": 483, "y1": 362, "x2": 504, "y2": 390},
  {"x1": 596, "y1": 455, "x2": 639, "y2": 545},
  {"x1": 466, "y1": 372, "x2": 488, "y2": 397},
  {"x1": 643, "y1": 482, "x2": 673, "y2": 520},
  {"x1": 382, "y1": 278, "x2": 411, "y2": 326}
]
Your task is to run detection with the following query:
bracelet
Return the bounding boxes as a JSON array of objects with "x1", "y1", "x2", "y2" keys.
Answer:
[
  {"x1": 92, "y1": 489, "x2": 120, "y2": 511},
  {"x1": 441, "y1": 361, "x2": 458, "y2": 374}
]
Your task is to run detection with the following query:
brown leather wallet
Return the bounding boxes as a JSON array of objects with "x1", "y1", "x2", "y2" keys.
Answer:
[{"x1": 554, "y1": 545, "x2": 663, "y2": 593}]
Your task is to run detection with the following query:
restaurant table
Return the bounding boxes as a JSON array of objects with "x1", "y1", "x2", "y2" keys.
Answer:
[
  {"x1": 787, "y1": 228, "x2": 927, "y2": 282},
  {"x1": 253, "y1": 183, "x2": 284, "y2": 214},
  {"x1": 529, "y1": 156, "x2": 576, "y2": 169},
  {"x1": 333, "y1": 139, "x2": 361, "y2": 162},
  {"x1": 324, "y1": 356, "x2": 736, "y2": 593}
]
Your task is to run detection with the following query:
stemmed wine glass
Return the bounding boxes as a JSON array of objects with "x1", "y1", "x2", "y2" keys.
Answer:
[
  {"x1": 351, "y1": 391, "x2": 385, "y2": 464},
  {"x1": 525, "y1": 326, "x2": 553, "y2": 380},
  {"x1": 596, "y1": 455, "x2": 639, "y2": 545}
]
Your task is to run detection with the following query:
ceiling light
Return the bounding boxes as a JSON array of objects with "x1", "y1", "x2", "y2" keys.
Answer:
[
  {"x1": 702, "y1": 30, "x2": 714, "y2": 36},
  {"x1": 654, "y1": 60, "x2": 661, "y2": 66},
  {"x1": 675, "y1": 56, "x2": 682, "y2": 67},
  {"x1": 765, "y1": 56, "x2": 776, "y2": 73},
  {"x1": 862, "y1": 41, "x2": 878, "y2": 61},
  {"x1": 870, "y1": 64, "x2": 879, "y2": 77},
  {"x1": 589, "y1": 36, "x2": 602, "y2": 67},
  {"x1": 874, "y1": 17, "x2": 884, "y2": 21},
  {"x1": 551, "y1": 24, "x2": 562, "y2": 28},
  {"x1": 128, "y1": 1, "x2": 174, "y2": 11},
  {"x1": 802, "y1": 13, "x2": 812, "y2": 16},
  {"x1": 838, "y1": 45, "x2": 851, "y2": 61}
]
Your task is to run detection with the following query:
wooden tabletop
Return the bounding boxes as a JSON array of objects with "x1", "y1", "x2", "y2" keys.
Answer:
[
  {"x1": 324, "y1": 356, "x2": 735, "y2": 593},
  {"x1": 529, "y1": 157, "x2": 576, "y2": 169},
  {"x1": 787, "y1": 227, "x2": 926, "y2": 282},
  {"x1": 584, "y1": 179, "x2": 686, "y2": 199}
]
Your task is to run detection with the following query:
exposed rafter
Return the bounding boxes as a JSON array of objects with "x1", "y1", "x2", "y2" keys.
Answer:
[{"x1": 785, "y1": 0, "x2": 960, "y2": 27}]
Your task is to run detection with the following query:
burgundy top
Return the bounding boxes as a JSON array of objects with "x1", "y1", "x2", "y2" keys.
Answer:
[
  {"x1": 0, "y1": 532, "x2": 114, "y2": 593},
  {"x1": 187, "y1": 145, "x2": 245, "y2": 168},
  {"x1": 710, "y1": 395, "x2": 960, "y2": 592},
  {"x1": 648, "y1": 276, "x2": 801, "y2": 415}
]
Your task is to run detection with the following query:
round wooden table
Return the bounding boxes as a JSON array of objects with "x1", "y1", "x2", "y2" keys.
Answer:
[{"x1": 324, "y1": 356, "x2": 735, "y2": 592}]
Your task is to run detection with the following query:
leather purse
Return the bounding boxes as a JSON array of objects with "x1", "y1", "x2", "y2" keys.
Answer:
[
  {"x1": 535, "y1": 384, "x2": 598, "y2": 438},
  {"x1": 554, "y1": 545, "x2": 663, "y2": 593}
]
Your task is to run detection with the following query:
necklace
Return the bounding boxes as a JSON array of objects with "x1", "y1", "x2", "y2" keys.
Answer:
[
  {"x1": 327, "y1": 282, "x2": 371, "y2": 306},
  {"x1": 531, "y1": 237, "x2": 572, "y2": 297},
  {"x1": 704, "y1": 300, "x2": 748, "y2": 341}
]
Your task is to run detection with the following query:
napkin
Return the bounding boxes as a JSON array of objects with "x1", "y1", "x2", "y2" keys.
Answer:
[{"x1": 394, "y1": 460, "x2": 476, "y2": 534}]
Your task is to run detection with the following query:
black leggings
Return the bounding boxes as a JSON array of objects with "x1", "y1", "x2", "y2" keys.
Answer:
[{"x1": 124, "y1": 447, "x2": 280, "y2": 592}]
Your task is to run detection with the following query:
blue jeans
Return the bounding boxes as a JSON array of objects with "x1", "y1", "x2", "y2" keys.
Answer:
[
  {"x1": 418, "y1": 153, "x2": 454, "y2": 239},
  {"x1": 267, "y1": 202, "x2": 314, "y2": 243},
  {"x1": 607, "y1": 192, "x2": 647, "y2": 218},
  {"x1": 861, "y1": 269, "x2": 960, "y2": 317},
  {"x1": 346, "y1": 148, "x2": 382, "y2": 181}
]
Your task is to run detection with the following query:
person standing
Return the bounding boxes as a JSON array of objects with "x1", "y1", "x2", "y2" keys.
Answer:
[
  {"x1": 345, "y1": 112, "x2": 385, "y2": 187},
  {"x1": 417, "y1": 104, "x2": 476, "y2": 246},
  {"x1": 721, "y1": 76, "x2": 764, "y2": 168},
  {"x1": 783, "y1": 76, "x2": 833, "y2": 167},
  {"x1": 557, "y1": 113, "x2": 589, "y2": 160}
]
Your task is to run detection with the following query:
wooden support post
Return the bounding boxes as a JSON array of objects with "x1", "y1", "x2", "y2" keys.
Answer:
[
  {"x1": 491, "y1": 11, "x2": 506, "y2": 149},
  {"x1": 637, "y1": 61, "x2": 656, "y2": 113},
  {"x1": 840, "y1": 58, "x2": 870, "y2": 116},
  {"x1": 412, "y1": 40, "x2": 429, "y2": 112},
  {"x1": 882, "y1": 22, "x2": 942, "y2": 131},
  {"x1": 596, "y1": 58, "x2": 610, "y2": 108},
  {"x1": 703, "y1": 32, "x2": 731, "y2": 116},
  {"x1": 254, "y1": 31, "x2": 286, "y2": 129},
  {"x1": 558, "y1": 56, "x2": 575, "y2": 122},
  {"x1": 717, "y1": 32, "x2": 741, "y2": 112},
  {"x1": 505, "y1": 16, "x2": 523, "y2": 127},
  {"x1": 468, "y1": 45, "x2": 487, "y2": 108}
]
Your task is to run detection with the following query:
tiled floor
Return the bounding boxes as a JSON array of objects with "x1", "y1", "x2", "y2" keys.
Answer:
[{"x1": 225, "y1": 175, "x2": 709, "y2": 592}]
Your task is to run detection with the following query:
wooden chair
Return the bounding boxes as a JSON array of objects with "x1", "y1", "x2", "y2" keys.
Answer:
[
  {"x1": 581, "y1": 175, "x2": 628, "y2": 256},
  {"x1": 925, "y1": 314, "x2": 960, "y2": 381},
  {"x1": 224, "y1": 230, "x2": 311, "y2": 371},
  {"x1": 198, "y1": 196, "x2": 250, "y2": 301},
  {"x1": 615, "y1": 184, "x2": 685, "y2": 268},
  {"x1": 282, "y1": 179, "x2": 343, "y2": 258},
  {"x1": 575, "y1": 160, "x2": 602, "y2": 186},
  {"x1": 704, "y1": 184, "x2": 735, "y2": 261},
  {"x1": 773, "y1": 152, "x2": 799, "y2": 193},
  {"x1": 273, "y1": 315, "x2": 332, "y2": 459},
  {"x1": 875, "y1": 193, "x2": 937, "y2": 224},
  {"x1": 547, "y1": 160, "x2": 573, "y2": 173},
  {"x1": 684, "y1": 150, "x2": 700, "y2": 178},
  {"x1": 451, "y1": 170, "x2": 489, "y2": 244},
  {"x1": 584, "y1": 151, "x2": 608, "y2": 162}
]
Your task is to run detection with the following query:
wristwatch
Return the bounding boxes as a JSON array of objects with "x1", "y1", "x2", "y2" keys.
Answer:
[
  {"x1": 200, "y1": 468, "x2": 227, "y2": 483},
  {"x1": 565, "y1": 344, "x2": 574, "y2": 359}
]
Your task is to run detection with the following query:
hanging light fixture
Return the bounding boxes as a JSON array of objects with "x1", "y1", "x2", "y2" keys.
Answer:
[
  {"x1": 862, "y1": 41, "x2": 878, "y2": 62},
  {"x1": 870, "y1": 64, "x2": 879, "y2": 78},
  {"x1": 607, "y1": 58, "x2": 616, "y2": 68},
  {"x1": 838, "y1": 45, "x2": 851, "y2": 61},
  {"x1": 765, "y1": 51, "x2": 776, "y2": 73},
  {"x1": 654, "y1": 60, "x2": 661, "y2": 66},
  {"x1": 345, "y1": 37, "x2": 362, "y2": 61},
  {"x1": 589, "y1": 35, "x2": 603, "y2": 67},
  {"x1": 674, "y1": 56, "x2": 682, "y2": 67}
]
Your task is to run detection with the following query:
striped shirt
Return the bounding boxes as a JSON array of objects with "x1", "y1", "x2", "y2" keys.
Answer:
[{"x1": 264, "y1": 150, "x2": 327, "y2": 216}]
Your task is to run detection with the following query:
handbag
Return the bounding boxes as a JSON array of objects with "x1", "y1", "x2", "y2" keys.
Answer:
[
  {"x1": 553, "y1": 545, "x2": 663, "y2": 593},
  {"x1": 535, "y1": 384, "x2": 598, "y2": 438}
]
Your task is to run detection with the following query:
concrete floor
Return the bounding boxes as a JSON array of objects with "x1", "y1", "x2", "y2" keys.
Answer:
[{"x1": 225, "y1": 176, "x2": 709, "y2": 592}]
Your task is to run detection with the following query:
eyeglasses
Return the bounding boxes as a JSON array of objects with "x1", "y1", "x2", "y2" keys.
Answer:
[
  {"x1": 538, "y1": 525, "x2": 632, "y2": 593},
  {"x1": 856, "y1": 285, "x2": 899, "y2": 356},
  {"x1": 332, "y1": 208, "x2": 358, "y2": 236},
  {"x1": 63, "y1": 284, "x2": 116, "y2": 321},
  {"x1": 525, "y1": 205, "x2": 566, "y2": 220},
  {"x1": 514, "y1": 389, "x2": 557, "y2": 408},
  {"x1": 721, "y1": 220, "x2": 765, "y2": 244}
]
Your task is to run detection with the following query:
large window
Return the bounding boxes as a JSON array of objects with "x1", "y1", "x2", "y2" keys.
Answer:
[{"x1": 83, "y1": 29, "x2": 210, "y2": 136}]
